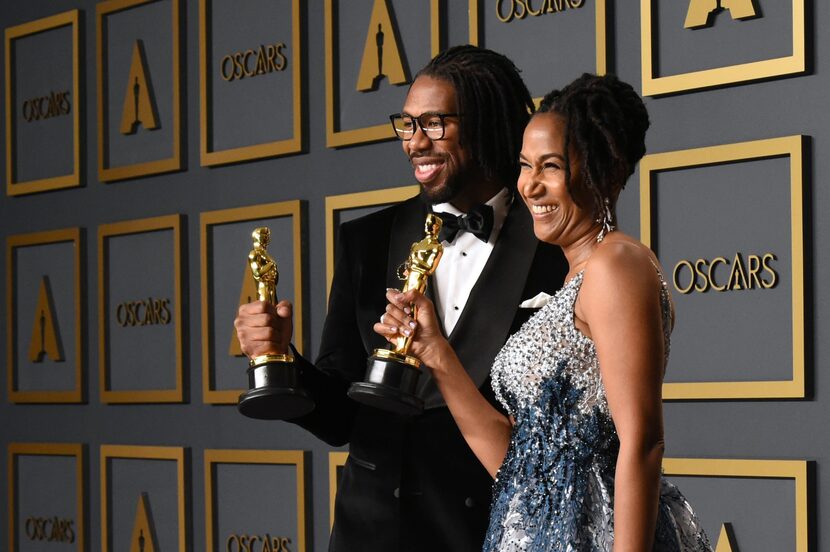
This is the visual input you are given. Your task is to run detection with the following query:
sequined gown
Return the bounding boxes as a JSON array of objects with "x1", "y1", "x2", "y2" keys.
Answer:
[{"x1": 486, "y1": 271, "x2": 712, "y2": 551}]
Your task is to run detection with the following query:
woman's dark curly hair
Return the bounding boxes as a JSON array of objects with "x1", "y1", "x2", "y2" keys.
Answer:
[
  {"x1": 537, "y1": 73, "x2": 650, "y2": 224},
  {"x1": 417, "y1": 45, "x2": 534, "y2": 187}
]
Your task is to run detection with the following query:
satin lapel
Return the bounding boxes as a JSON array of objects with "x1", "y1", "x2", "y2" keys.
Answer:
[
  {"x1": 354, "y1": 196, "x2": 426, "y2": 352},
  {"x1": 419, "y1": 201, "x2": 540, "y2": 407}
]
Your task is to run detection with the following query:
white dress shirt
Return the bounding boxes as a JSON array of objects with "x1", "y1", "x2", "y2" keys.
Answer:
[{"x1": 432, "y1": 188, "x2": 512, "y2": 335}]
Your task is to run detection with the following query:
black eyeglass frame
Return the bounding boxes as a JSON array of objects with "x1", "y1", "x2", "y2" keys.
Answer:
[{"x1": 388, "y1": 112, "x2": 462, "y2": 141}]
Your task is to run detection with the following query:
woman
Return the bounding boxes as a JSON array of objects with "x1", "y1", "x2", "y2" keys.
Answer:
[{"x1": 375, "y1": 74, "x2": 713, "y2": 551}]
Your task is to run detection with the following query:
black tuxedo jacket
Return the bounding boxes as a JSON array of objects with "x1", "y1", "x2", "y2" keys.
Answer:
[{"x1": 292, "y1": 195, "x2": 567, "y2": 552}]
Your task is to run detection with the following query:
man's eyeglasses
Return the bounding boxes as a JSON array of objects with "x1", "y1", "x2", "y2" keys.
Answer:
[{"x1": 389, "y1": 112, "x2": 461, "y2": 141}]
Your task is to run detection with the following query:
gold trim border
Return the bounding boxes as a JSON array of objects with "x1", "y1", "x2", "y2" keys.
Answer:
[
  {"x1": 96, "y1": 0, "x2": 182, "y2": 182},
  {"x1": 6, "y1": 228, "x2": 83, "y2": 403},
  {"x1": 640, "y1": 0, "x2": 806, "y2": 96},
  {"x1": 200, "y1": 201, "x2": 305, "y2": 404},
  {"x1": 324, "y1": 0, "x2": 443, "y2": 148},
  {"x1": 100, "y1": 445, "x2": 187, "y2": 552},
  {"x1": 640, "y1": 135, "x2": 805, "y2": 400},
  {"x1": 468, "y1": 0, "x2": 607, "y2": 96},
  {"x1": 328, "y1": 451, "x2": 348, "y2": 531},
  {"x1": 204, "y1": 449, "x2": 308, "y2": 552},
  {"x1": 5, "y1": 10, "x2": 81, "y2": 196},
  {"x1": 8, "y1": 443, "x2": 85, "y2": 552},
  {"x1": 662, "y1": 458, "x2": 810, "y2": 552},
  {"x1": 199, "y1": 0, "x2": 303, "y2": 166},
  {"x1": 324, "y1": 184, "x2": 418, "y2": 301},
  {"x1": 98, "y1": 215, "x2": 184, "y2": 403}
]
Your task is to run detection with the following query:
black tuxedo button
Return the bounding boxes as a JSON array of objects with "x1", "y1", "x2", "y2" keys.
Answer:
[
  {"x1": 393, "y1": 487, "x2": 400, "y2": 498},
  {"x1": 464, "y1": 497, "x2": 475, "y2": 508}
]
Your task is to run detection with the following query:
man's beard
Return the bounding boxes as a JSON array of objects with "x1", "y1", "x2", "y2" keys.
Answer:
[{"x1": 419, "y1": 172, "x2": 466, "y2": 205}]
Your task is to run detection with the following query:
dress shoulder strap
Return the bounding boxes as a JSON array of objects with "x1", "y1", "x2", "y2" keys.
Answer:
[{"x1": 648, "y1": 259, "x2": 675, "y2": 358}]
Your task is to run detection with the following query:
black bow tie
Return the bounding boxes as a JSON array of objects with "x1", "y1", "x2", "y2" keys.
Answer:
[{"x1": 436, "y1": 204, "x2": 494, "y2": 243}]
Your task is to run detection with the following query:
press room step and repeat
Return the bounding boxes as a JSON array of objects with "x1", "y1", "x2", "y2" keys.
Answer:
[{"x1": 2, "y1": 1, "x2": 824, "y2": 550}]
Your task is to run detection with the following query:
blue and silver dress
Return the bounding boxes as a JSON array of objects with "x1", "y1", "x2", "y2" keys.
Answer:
[{"x1": 485, "y1": 271, "x2": 712, "y2": 551}]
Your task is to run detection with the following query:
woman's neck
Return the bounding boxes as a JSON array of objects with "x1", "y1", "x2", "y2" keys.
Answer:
[{"x1": 561, "y1": 224, "x2": 603, "y2": 276}]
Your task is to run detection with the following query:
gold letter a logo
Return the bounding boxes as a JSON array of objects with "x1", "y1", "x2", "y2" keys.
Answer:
[
  {"x1": 356, "y1": 0, "x2": 409, "y2": 91},
  {"x1": 685, "y1": 0, "x2": 758, "y2": 29},
  {"x1": 120, "y1": 40, "x2": 160, "y2": 134},
  {"x1": 28, "y1": 276, "x2": 64, "y2": 363},
  {"x1": 129, "y1": 493, "x2": 157, "y2": 552},
  {"x1": 715, "y1": 523, "x2": 738, "y2": 552}
]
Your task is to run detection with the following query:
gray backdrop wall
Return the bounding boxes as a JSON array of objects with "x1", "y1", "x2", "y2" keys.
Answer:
[{"x1": 1, "y1": 0, "x2": 826, "y2": 551}]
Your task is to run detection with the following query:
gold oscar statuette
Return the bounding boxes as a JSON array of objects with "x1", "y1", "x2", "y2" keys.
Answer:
[
  {"x1": 237, "y1": 227, "x2": 314, "y2": 420},
  {"x1": 347, "y1": 214, "x2": 443, "y2": 415}
]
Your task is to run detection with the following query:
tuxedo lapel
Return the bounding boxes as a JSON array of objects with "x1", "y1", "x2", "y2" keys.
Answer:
[
  {"x1": 352, "y1": 196, "x2": 426, "y2": 353},
  {"x1": 418, "y1": 200, "x2": 540, "y2": 407}
]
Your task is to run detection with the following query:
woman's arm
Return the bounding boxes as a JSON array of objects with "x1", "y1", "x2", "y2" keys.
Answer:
[
  {"x1": 376, "y1": 289, "x2": 512, "y2": 477},
  {"x1": 578, "y1": 243, "x2": 666, "y2": 552}
]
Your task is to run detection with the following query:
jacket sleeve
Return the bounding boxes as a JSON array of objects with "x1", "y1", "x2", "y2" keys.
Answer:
[{"x1": 289, "y1": 222, "x2": 371, "y2": 446}]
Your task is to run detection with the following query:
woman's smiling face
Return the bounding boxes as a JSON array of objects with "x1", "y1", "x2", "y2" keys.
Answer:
[{"x1": 517, "y1": 112, "x2": 596, "y2": 246}]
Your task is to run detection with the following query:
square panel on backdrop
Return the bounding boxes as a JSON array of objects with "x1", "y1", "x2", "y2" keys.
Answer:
[
  {"x1": 641, "y1": 0, "x2": 806, "y2": 95},
  {"x1": 662, "y1": 458, "x2": 810, "y2": 552},
  {"x1": 204, "y1": 450, "x2": 308, "y2": 552},
  {"x1": 96, "y1": 0, "x2": 182, "y2": 181},
  {"x1": 5, "y1": 10, "x2": 81, "y2": 195},
  {"x1": 640, "y1": 135, "x2": 805, "y2": 399},
  {"x1": 468, "y1": 0, "x2": 607, "y2": 103},
  {"x1": 6, "y1": 228, "x2": 83, "y2": 403},
  {"x1": 199, "y1": 0, "x2": 303, "y2": 165},
  {"x1": 7, "y1": 443, "x2": 85, "y2": 552},
  {"x1": 325, "y1": 0, "x2": 442, "y2": 147},
  {"x1": 100, "y1": 445, "x2": 187, "y2": 552},
  {"x1": 200, "y1": 201, "x2": 305, "y2": 404},
  {"x1": 98, "y1": 215, "x2": 183, "y2": 403}
]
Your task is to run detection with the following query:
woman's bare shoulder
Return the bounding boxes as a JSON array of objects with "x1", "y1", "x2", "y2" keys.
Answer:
[{"x1": 581, "y1": 233, "x2": 663, "y2": 303}]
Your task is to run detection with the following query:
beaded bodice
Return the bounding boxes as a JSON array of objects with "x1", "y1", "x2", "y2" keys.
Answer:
[
  {"x1": 491, "y1": 270, "x2": 672, "y2": 420},
  {"x1": 482, "y1": 270, "x2": 710, "y2": 552}
]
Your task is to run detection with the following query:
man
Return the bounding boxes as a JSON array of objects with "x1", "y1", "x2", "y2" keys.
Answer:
[{"x1": 235, "y1": 45, "x2": 568, "y2": 551}]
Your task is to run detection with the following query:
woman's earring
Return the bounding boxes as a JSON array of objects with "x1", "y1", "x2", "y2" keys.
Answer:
[{"x1": 596, "y1": 198, "x2": 615, "y2": 243}]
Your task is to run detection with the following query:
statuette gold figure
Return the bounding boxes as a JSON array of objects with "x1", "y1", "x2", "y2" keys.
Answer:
[
  {"x1": 238, "y1": 226, "x2": 313, "y2": 420},
  {"x1": 393, "y1": 213, "x2": 443, "y2": 353},
  {"x1": 347, "y1": 214, "x2": 444, "y2": 415},
  {"x1": 249, "y1": 227, "x2": 278, "y2": 305}
]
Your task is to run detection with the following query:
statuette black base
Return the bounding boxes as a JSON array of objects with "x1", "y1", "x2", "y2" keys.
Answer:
[
  {"x1": 347, "y1": 350, "x2": 423, "y2": 416},
  {"x1": 238, "y1": 361, "x2": 314, "y2": 420}
]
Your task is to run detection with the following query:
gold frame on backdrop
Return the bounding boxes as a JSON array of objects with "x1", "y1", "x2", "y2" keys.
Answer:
[
  {"x1": 324, "y1": 184, "x2": 418, "y2": 300},
  {"x1": 6, "y1": 228, "x2": 83, "y2": 403},
  {"x1": 98, "y1": 215, "x2": 183, "y2": 403},
  {"x1": 100, "y1": 445, "x2": 186, "y2": 552},
  {"x1": 199, "y1": 0, "x2": 303, "y2": 166},
  {"x1": 640, "y1": 135, "x2": 805, "y2": 400},
  {"x1": 324, "y1": 0, "x2": 442, "y2": 148},
  {"x1": 467, "y1": 0, "x2": 607, "y2": 94},
  {"x1": 640, "y1": 0, "x2": 806, "y2": 96},
  {"x1": 200, "y1": 201, "x2": 305, "y2": 404},
  {"x1": 5, "y1": 10, "x2": 81, "y2": 196},
  {"x1": 204, "y1": 449, "x2": 308, "y2": 552},
  {"x1": 96, "y1": 0, "x2": 182, "y2": 181},
  {"x1": 662, "y1": 458, "x2": 810, "y2": 551},
  {"x1": 328, "y1": 451, "x2": 348, "y2": 531},
  {"x1": 8, "y1": 443, "x2": 85, "y2": 552}
]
